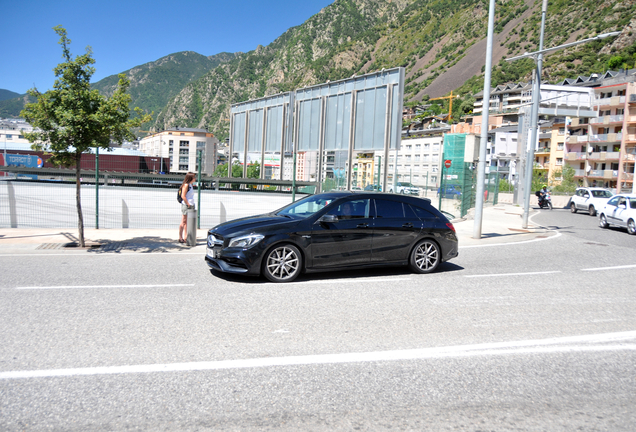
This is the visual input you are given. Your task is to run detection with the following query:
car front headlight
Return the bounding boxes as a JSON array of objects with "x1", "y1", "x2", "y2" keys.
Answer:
[{"x1": 228, "y1": 234, "x2": 265, "y2": 249}]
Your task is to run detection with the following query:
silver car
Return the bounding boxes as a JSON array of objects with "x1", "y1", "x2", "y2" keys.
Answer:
[
  {"x1": 569, "y1": 187, "x2": 614, "y2": 216},
  {"x1": 598, "y1": 194, "x2": 636, "y2": 235}
]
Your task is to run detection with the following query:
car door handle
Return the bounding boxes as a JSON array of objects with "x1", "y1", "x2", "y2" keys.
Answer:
[
  {"x1": 402, "y1": 223, "x2": 413, "y2": 228},
  {"x1": 356, "y1": 223, "x2": 369, "y2": 229}
]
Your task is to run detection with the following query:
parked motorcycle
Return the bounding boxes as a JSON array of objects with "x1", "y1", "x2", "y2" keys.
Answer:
[{"x1": 537, "y1": 190, "x2": 553, "y2": 210}]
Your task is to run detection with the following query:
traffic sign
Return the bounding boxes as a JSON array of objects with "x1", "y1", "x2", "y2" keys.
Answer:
[{"x1": 444, "y1": 159, "x2": 451, "y2": 168}]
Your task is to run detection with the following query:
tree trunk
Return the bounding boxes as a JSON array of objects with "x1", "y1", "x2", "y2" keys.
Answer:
[{"x1": 75, "y1": 152, "x2": 85, "y2": 247}]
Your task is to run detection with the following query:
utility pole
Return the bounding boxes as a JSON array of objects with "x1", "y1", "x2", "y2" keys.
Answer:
[
  {"x1": 505, "y1": 23, "x2": 621, "y2": 227},
  {"x1": 472, "y1": 0, "x2": 496, "y2": 239}
]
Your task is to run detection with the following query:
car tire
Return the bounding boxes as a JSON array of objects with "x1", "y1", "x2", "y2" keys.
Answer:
[
  {"x1": 628, "y1": 219, "x2": 636, "y2": 235},
  {"x1": 262, "y1": 244, "x2": 302, "y2": 282},
  {"x1": 599, "y1": 214, "x2": 609, "y2": 229},
  {"x1": 570, "y1": 203, "x2": 577, "y2": 213},
  {"x1": 588, "y1": 205, "x2": 596, "y2": 216},
  {"x1": 409, "y1": 239, "x2": 440, "y2": 274}
]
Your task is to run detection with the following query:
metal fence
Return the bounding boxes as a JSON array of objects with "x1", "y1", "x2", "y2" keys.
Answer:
[
  {"x1": 1, "y1": 166, "x2": 498, "y2": 229},
  {"x1": 0, "y1": 169, "x2": 308, "y2": 229}
]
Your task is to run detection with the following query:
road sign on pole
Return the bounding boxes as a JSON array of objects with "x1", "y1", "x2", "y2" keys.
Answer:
[{"x1": 444, "y1": 160, "x2": 451, "y2": 169}]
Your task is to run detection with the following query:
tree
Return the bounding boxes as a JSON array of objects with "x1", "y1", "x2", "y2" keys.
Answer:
[{"x1": 20, "y1": 26, "x2": 151, "y2": 247}]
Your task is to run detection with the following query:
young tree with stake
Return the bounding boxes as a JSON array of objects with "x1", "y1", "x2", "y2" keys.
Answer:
[{"x1": 21, "y1": 26, "x2": 152, "y2": 247}]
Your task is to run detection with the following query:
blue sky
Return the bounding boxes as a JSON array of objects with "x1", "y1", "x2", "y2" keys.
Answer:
[{"x1": 1, "y1": 0, "x2": 335, "y2": 94}]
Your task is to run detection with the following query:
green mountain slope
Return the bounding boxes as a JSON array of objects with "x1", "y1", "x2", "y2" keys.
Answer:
[
  {"x1": 91, "y1": 51, "x2": 238, "y2": 118},
  {"x1": 156, "y1": 0, "x2": 636, "y2": 140},
  {"x1": 0, "y1": 89, "x2": 21, "y2": 102}
]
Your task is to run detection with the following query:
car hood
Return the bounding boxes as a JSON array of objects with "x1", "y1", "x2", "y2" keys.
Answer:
[{"x1": 209, "y1": 213, "x2": 299, "y2": 237}]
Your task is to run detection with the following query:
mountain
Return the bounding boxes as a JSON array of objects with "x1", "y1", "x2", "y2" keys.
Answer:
[
  {"x1": 2, "y1": 0, "x2": 635, "y2": 137},
  {"x1": 0, "y1": 89, "x2": 21, "y2": 101},
  {"x1": 91, "y1": 51, "x2": 239, "y2": 120},
  {"x1": 156, "y1": 0, "x2": 636, "y2": 140},
  {"x1": 0, "y1": 51, "x2": 238, "y2": 120}
]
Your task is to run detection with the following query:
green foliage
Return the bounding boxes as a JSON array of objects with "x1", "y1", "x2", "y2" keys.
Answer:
[
  {"x1": 551, "y1": 165, "x2": 578, "y2": 194},
  {"x1": 19, "y1": 26, "x2": 151, "y2": 246}
]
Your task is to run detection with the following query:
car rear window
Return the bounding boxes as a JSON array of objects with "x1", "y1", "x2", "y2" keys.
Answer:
[{"x1": 374, "y1": 199, "x2": 405, "y2": 218}]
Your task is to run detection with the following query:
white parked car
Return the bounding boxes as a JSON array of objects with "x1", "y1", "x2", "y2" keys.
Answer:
[
  {"x1": 598, "y1": 194, "x2": 636, "y2": 235},
  {"x1": 569, "y1": 187, "x2": 614, "y2": 216},
  {"x1": 388, "y1": 182, "x2": 420, "y2": 195}
]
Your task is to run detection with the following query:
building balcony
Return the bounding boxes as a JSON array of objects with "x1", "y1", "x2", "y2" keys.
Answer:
[
  {"x1": 535, "y1": 147, "x2": 551, "y2": 154},
  {"x1": 590, "y1": 115, "x2": 625, "y2": 125},
  {"x1": 567, "y1": 152, "x2": 586, "y2": 161},
  {"x1": 568, "y1": 135, "x2": 589, "y2": 144},
  {"x1": 588, "y1": 151, "x2": 620, "y2": 161},
  {"x1": 588, "y1": 133, "x2": 623, "y2": 143},
  {"x1": 595, "y1": 96, "x2": 626, "y2": 107},
  {"x1": 574, "y1": 169, "x2": 619, "y2": 179}
]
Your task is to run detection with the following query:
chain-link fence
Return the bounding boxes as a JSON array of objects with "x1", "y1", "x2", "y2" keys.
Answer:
[
  {"x1": 1, "y1": 165, "x2": 498, "y2": 229},
  {"x1": 0, "y1": 168, "x2": 313, "y2": 229}
]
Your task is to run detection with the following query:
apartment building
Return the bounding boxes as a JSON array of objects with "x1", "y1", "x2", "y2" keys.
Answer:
[
  {"x1": 139, "y1": 127, "x2": 218, "y2": 174},
  {"x1": 392, "y1": 135, "x2": 444, "y2": 188},
  {"x1": 563, "y1": 71, "x2": 636, "y2": 192}
]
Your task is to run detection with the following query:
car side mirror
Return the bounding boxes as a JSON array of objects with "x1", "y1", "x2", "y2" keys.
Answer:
[{"x1": 318, "y1": 214, "x2": 338, "y2": 224}]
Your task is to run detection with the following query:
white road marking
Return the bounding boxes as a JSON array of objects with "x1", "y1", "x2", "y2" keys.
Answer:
[
  {"x1": 15, "y1": 284, "x2": 195, "y2": 290},
  {"x1": 464, "y1": 271, "x2": 561, "y2": 278},
  {"x1": 1, "y1": 331, "x2": 634, "y2": 380},
  {"x1": 582, "y1": 264, "x2": 636, "y2": 272}
]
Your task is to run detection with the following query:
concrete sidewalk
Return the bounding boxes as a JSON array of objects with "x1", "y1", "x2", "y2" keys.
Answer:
[{"x1": 0, "y1": 204, "x2": 553, "y2": 253}]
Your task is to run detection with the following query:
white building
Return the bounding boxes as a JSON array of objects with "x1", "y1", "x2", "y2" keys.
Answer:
[
  {"x1": 138, "y1": 128, "x2": 218, "y2": 174},
  {"x1": 390, "y1": 135, "x2": 444, "y2": 189}
]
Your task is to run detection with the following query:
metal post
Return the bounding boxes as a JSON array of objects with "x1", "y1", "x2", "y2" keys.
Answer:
[
  {"x1": 95, "y1": 147, "x2": 99, "y2": 230},
  {"x1": 521, "y1": 0, "x2": 548, "y2": 229},
  {"x1": 197, "y1": 149, "x2": 202, "y2": 229},
  {"x1": 472, "y1": 0, "x2": 496, "y2": 239}
]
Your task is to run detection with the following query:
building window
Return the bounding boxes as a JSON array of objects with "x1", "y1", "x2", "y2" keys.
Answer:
[
  {"x1": 556, "y1": 158, "x2": 563, "y2": 166},
  {"x1": 180, "y1": 140, "x2": 189, "y2": 147}
]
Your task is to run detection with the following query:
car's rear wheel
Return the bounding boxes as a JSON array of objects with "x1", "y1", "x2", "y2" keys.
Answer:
[
  {"x1": 262, "y1": 244, "x2": 302, "y2": 282},
  {"x1": 589, "y1": 205, "x2": 596, "y2": 216},
  {"x1": 570, "y1": 203, "x2": 577, "y2": 213},
  {"x1": 627, "y1": 219, "x2": 636, "y2": 235},
  {"x1": 409, "y1": 239, "x2": 440, "y2": 274},
  {"x1": 599, "y1": 214, "x2": 609, "y2": 229}
]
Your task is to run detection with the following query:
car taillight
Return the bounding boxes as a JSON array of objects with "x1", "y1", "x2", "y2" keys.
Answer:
[{"x1": 446, "y1": 222, "x2": 455, "y2": 232}]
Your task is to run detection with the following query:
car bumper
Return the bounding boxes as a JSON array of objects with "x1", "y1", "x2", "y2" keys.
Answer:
[{"x1": 205, "y1": 246, "x2": 262, "y2": 276}]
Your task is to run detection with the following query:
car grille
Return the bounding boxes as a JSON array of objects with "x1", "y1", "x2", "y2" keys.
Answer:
[{"x1": 207, "y1": 233, "x2": 224, "y2": 248}]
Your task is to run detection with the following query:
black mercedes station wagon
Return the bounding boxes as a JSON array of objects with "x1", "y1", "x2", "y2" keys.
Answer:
[{"x1": 205, "y1": 192, "x2": 458, "y2": 282}]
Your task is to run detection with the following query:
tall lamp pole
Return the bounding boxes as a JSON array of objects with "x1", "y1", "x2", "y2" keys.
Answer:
[
  {"x1": 473, "y1": 0, "x2": 496, "y2": 239},
  {"x1": 505, "y1": 28, "x2": 621, "y2": 228}
]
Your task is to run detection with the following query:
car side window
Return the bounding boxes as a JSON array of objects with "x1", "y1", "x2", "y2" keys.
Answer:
[
  {"x1": 410, "y1": 205, "x2": 436, "y2": 220},
  {"x1": 374, "y1": 199, "x2": 405, "y2": 218},
  {"x1": 607, "y1": 196, "x2": 619, "y2": 206},
  {"x1": 329, "y1": 199, "x2": 369, "y2": 219},
  {"x1": 629, "y1": 198, "x2": 636, "y2": 209}
]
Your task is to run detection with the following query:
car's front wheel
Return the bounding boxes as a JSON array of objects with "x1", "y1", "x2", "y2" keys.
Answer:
[
  {"x1": 570, "y1": 202, "x2": 577, "y2": 213},
  {"x1": 409, "y1": 239, "x2": 440, "y2": 274},
  {"x1": 599, "y1": 214, "x2": 609, "y2": 229},
  {"x1": 262, "y1": 244, "x2": 302, "y2": 282},
  {"x1": 589, "y1": 205, "x2": 596, "y2": 216},
  {"x1": 627, "y1": 219, "x2": 636, "y2": 235}
]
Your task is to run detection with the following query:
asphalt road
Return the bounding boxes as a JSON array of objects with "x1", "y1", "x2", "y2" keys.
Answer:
[{"x1": 1, "y1": 209, "x2": 635, "y2": 430}]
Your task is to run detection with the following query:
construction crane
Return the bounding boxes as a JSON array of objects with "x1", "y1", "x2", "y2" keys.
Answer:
[{"x1": 429, "y1": 90, "x2": 460, "y2": 121}]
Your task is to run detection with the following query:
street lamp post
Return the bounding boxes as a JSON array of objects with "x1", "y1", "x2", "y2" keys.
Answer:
[{"x1": 505, "y1": 17, "x2": 621, "y2": 228}]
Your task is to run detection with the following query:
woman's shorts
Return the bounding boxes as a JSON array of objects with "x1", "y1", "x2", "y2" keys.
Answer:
[{"x1": 181, "y1": 204, "x2": 195, "y2": 215}]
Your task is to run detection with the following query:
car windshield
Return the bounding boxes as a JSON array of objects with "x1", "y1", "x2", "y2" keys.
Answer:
[
  {"x1": 275, "y1": 195, "x2": 335, "y2": 219},
  {"x1": 592, "y1": 190, "x2": 614, "y2": 198}
]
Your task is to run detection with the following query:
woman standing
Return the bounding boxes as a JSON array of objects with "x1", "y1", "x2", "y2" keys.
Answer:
[{"x1": 179, "y1": 172, "x2": 196, "y2": 243}]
